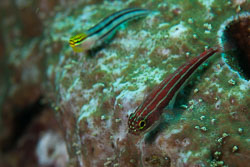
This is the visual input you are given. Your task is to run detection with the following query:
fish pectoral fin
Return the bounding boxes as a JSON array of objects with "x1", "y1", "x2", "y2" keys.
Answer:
[
  {"x1": 161, "y1": 111, "x2": 175, "y2": 122},
  {"x1": 72, "y1": 46, "x2": 84, "y2": 53}
]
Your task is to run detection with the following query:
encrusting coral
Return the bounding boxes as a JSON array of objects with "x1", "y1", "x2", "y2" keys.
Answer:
[{"x1": 0, "y1": 0, "x2": 249, "y2": 167}]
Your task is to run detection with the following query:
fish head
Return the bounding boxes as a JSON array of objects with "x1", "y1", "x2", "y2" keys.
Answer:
[
  {"x1": 69, "y1": 33, "x2": 88, "y2": 52},
  {"x1": 128, "y1": 113, "x2": 149, "y2": 135}
]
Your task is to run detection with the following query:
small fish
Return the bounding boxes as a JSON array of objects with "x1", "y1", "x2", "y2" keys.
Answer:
[
  {"x1": 69, "y1": 8, "x2": 150, "y2": 52},
  {"x1": 128, "y1": 47, "x2": 221, "y2": 135}
]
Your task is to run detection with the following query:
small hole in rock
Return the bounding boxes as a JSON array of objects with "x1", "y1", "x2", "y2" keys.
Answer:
[{"x1": 219, "y1": 12, "x2": 250, "y2": 80}]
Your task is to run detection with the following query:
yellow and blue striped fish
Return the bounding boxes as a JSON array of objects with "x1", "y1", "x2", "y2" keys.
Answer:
[{"x1": 69, "y1": 8, "x2": 150, "y2": 52}]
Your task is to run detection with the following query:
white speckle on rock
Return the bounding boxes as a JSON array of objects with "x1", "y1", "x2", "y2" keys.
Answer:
[
  {"x1": 168, "y1": 22, "x2": 188, "y2": 38},
  {"x1": 115, "y1": 29, "x2": 154, "y2": 52},
  {"x1": 217, "y1": 88, "x2": 223, "y2": 93},
  {"x1": 146, "y1": 14, "x2": 158, "y2": 28},
  {"x1": 158, "y1": 22, "x2": 170, "y2": 29},
  {"x1": 67, "y1": 78, "x2": 80, "y2": 97},
  {"x1": 158, "y1": 48, "x2": 171, "y2": 56},
  {"x1": 80, "y1": 6, "x2": 97, "y2": 21},
  {"x1": 116, "y1": 88, "x2": 146, "y2": 111},
  {"x1": 36, "y1": 131, "x2": 68, "y2": 167},
  {"x1": 118, "y1": 37, "x2": 141, "y2": 51},
  {"x1": 97, "y1": 51, "x2": 123, "y2": 74},
  {"x1": 133, "y1": 64, "x2": 164, "y2": 84},
  {"x1": 204, "y1": 30, "x2": 211, "y2": 34},
  {"x1": 114, "y1": 64, "x2": 165, "y2": 110},
  {"x1": 178, "y1": 151, "x2": 192, "y2": 163},
  {"x1": 232, "y1": 0, "x2": 246, "y2": 5},
  {"x1": 239, "y1": 80, "x2": 250, "y2": 91},
  {"x1": 78, "y1": 98, "x2": 99, "y2": 122},
  {"x1": 112, "y1": 112, "x2": 128, "y2": 147},
  {"x1": 215, "y1": 99, "x2": 221, "y2": 109},
  {"x1": 198, "y1": 0, "x2": 214, "y2": 8},
  {"x1": 158, "y1": 127, "x2": 183, "y2": 143}
]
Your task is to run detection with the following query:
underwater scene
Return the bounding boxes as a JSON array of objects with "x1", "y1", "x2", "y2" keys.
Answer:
[{"x1": 0, "y1": 0, "x2": 249, "y2": 167}]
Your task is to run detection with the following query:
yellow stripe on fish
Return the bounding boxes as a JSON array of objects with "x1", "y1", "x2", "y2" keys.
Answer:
[{"x1": 69, "y1": 8, "x2": 150, "y2": 52}]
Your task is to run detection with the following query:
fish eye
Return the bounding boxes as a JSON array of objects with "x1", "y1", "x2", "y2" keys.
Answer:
[{"x1": 138, "y1": 120, "x2": 146, "y2": 129}]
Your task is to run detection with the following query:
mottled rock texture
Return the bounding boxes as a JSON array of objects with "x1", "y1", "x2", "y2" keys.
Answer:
[
  {"x1": 0, "y1": 0, "x2": 249, "y2": 167},
  {"x1": 0, "y1": 0, "x2": 67, "y2": 166}
]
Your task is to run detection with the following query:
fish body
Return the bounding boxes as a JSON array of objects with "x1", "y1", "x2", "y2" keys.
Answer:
[
  {"x1": 128, "y1": 47, "x2": 220, "y2": 135},
  {"x1": 69, "y1": 8, "x2": 150, "y2": 52}
]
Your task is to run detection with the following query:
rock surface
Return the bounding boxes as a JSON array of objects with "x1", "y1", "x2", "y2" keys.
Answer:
[{"x1": 0, "y1": 0, "x2": 249, "y2": 167}]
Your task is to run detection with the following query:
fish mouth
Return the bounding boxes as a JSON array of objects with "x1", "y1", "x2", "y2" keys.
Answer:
[
  {"x1": 128, "y1": 128, "x2": 140, "y2": 135},
  {"x1": 128, "y1": 123, "x2": 139, "y2": 135},
  {"x1": 128, "y1": 124, "x2": 143, "y2": 135},
  {"x1": 69, "y1": 41, "x2": 75, "y2": 47}
]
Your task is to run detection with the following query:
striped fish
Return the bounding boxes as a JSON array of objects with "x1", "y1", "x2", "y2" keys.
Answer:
[
  {"x1": 128, "y1": 47, "x2": 220, "y2": 135},
  {"x1": 69, "y1": 8, "x2": 150, "y2": 52}
]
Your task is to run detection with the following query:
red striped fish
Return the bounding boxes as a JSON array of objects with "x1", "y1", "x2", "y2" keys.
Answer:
[{"x1": 128, "y1": 47, "x2": 220, "y2": 135}]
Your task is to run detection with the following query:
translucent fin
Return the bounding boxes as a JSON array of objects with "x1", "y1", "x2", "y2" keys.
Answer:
[{"x1": 72, "y1": 46, "x2": 84, "y2": 53}]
